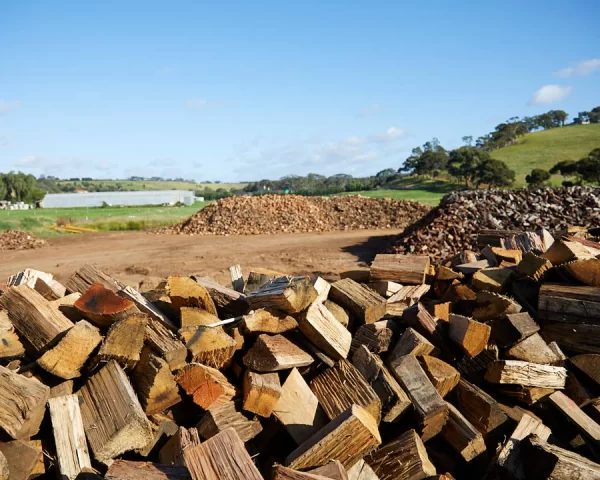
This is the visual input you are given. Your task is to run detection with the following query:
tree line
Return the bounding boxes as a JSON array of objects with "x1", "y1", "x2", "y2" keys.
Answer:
[
  {"x1": 0, "y1": 172, "x2": 45, "y2": 203},
  {"x1": 525, "y1": 148, "x2": 600, "y2": 186}
]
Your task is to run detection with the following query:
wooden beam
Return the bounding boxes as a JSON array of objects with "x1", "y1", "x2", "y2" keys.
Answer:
[
  {"x1": 329, "y1": 278, "x2": 387, "y2": 325},
  {"x1": 485, "y1": 360, "x2": 567, "y2": 389},
  {"x1": 196, "y1": 401, "x2": 262, "y2": 443},
  {"x1": 48, "y1": 394, "x2": 92, "y2": 480},
  {"x1": 538, "y1": 283, "x2": 600, "y2": 324},
  {"x1": 175, "y1": 363, "x2": 236, "y2": 409},
  {"x1": 243, "y1": 334, "x2": 313, "y2": 372},
  {"x1": 542, "y1": 322, "x2": 600, "y2": 354},
  {"x1": 369, "y1": 254, "x2": 430, "y2": 284},
  {"x1": 242, "y1": 370, "x2": 282, "y2": 417},
  {"x1": 299, "y1": 301, "x2": 352, "y2": 360}
]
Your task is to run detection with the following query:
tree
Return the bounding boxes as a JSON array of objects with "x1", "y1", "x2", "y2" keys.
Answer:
[
  {"x1": 525, "y1": 169, "x2": 551, "y2": 186},
  {"x1": 375, "y1": 168, "x2": 396, "y2": 178},
  {"x1": 550, "y1": 110, "x2": 568, "y2": 127},
  {"x1": 462, "y1": 136, "x2": 473, "y2": 147},
  {"x1": 549, "y1": 160, "x2": 578, "y2": 180},
  {"x1": 447, "y1": 147, "x2": 488, "y2": 187},
  {"x1": 399, "y1": 138, "x2": 448, "y2": 176},
  {"x1": 476, "y1": 159, "x2": 515, "y2": 189},
  {"x1": 576, "y1": 148, "x2": 600, "y2": 183}
]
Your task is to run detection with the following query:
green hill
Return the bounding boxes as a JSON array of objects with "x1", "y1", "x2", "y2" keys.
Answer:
[{"x1": 491, "y1": 124, "x2": 600, "y2": 186}]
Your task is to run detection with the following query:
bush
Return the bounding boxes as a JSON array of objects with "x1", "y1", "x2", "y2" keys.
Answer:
[{"x1": 525, "y1": 169, "x2": 551, "y2": 186}]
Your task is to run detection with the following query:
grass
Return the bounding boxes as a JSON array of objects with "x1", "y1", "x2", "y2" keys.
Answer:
[
  {"x1": 55, "y1": 180, "x2": 247, "y2": 191},
  {"x1": 491, "y1": 124, "x2": 600, "y2": 185},
  {"x1": 340, "y1": 189, "x2": 447, "y2": 206},
  {"x1": 0, "y1": 202, "x2": 209, "y2": 238}
]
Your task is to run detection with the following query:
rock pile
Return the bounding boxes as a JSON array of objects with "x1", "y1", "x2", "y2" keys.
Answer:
[
  {"x1": 160, "y1": 194, "x2": 431, "y2": 235},
  {"x1": 0, "y1": 229, "x2": 47, "y2": 250},
  {"x1": 393, "y1": 186, "x2": 600, "y2": 261}
]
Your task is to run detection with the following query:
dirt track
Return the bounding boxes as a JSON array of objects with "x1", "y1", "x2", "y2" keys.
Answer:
[{"x1": 0, "y1": 229, "x2": 402, "y2": 287}]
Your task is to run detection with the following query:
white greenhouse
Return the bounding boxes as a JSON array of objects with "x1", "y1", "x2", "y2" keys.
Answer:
[{"x1": 40, "y1": 190, "x2": 196, "y2": 208}]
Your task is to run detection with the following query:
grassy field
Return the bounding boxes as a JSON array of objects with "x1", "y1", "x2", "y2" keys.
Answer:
[
  {"x1": 340, "y1": 189, "x2": 445, "y2": 206},
  {"x1": 0, "y1": 202, "x2": 208, "y2": 238},
  {"x1": 491, "y1": 124, "x2": 600, "y2": 185},
  {"x1": 55, "y1": 179, "x2": 247, "y2": 191}
]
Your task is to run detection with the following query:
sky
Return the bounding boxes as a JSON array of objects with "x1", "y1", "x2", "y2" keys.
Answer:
[{"x1": 0, "y1": 1, "x2": 599, "y2": 182}]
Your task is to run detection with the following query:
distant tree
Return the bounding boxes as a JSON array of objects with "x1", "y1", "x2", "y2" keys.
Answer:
[
  {"x1": 447, "y1": 147, "x2": 488, "y2": 188},
  {"x1": 550, "y1": 110, "x2": 568, "y2": 127},
  {"x1": 549, "y1": 160, "x2": 578, "y2": 180},
  {"x1": 462, "y1": 136, "x2": 473, "y2": 147},
  {"x1": 476, "y1": 159, "x2": 516, "y2": 189},
  {"x1": 576, "y1": 148, "x2": 600, "y2": 183},
  {"x1": 375, "y1": 168, "x2": 396, "y2": 178},
  {"x1": 525, "y1": 169, "x2": 551, "y2": 187},
  {"x1": 399, "y1": 138, "x2": 448, "y2": 176}
]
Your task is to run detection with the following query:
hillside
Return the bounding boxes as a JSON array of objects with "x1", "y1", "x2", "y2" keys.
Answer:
[
  {"x1": 55, "y1": 179, "x2": 247, "y2": 191},
  {"x1": 491, "y1": 123, "x2": 600, "y2": 185}
]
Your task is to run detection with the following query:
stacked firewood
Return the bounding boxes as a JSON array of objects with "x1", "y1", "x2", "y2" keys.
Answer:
[
  {"x1": 3, "y1": 229, "x2": 600, "y2": 479},
  {"x1": 394, "y1": 186, "x2": 600, "y2": 261},
  {"x1": 0, "y1": 229, "x2": 47, "y2": 250}
]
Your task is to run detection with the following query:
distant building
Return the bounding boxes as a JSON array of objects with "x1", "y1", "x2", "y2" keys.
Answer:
[{"x1": 40, "y1": 190, "x2": 195, "y2": 208}]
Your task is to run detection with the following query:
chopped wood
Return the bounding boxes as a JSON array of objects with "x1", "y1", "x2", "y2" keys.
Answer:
[
  {"x1": 401, "y1": 302, "x2": 447, "y2": 349},
  {"x1": 369, "y1": 254, "x2": 430, "y2": 284},
  {"x1": 286, "y1": 405, "x2": 382, "y2": 470},
  {"x1": 49, "y1": 291, "x2": 83, "y2": 321},
  {"x1": 456, "y1": 344, "x2": 499, "y2": 384},
  {"x1": 272, "y1": 466, "x2": 330, "y2": 480},
  {"x1": 570, "y1": 354, "x2": 600, "y2": 385},
  {"x1": 351, "y1": 320, "x2": 399, "y2": 355},
  {"x1": 472, "y1": 267, "x2": 513, "y2": 293},
  {"x1": 33, "y1": 276, "x2": 66, "y2": 300},
  {"x1": 386, "y1": 284, "x2": 431, "y2": 311},
  {"x1": 74, "y1": 282, "x2": 138, "y2": 328},
  {"x1": 248, "y1": 276, "x2": 317, "y2": 314},
  {"x1": 425, "y1": 301, "x2": 451, "y2": 322},
  {"x1": 138, "y1": 416, "x2": 179, "y2": 458},
  {"x1": 388, "y1": 327, "x2": 435, "y2": 368},
  {"x1": 242, "y1": 308, "x2": 298, "y2": 334},
  {"x1": 183, "y1": 428, "x2": 264, "y2": 480},
  {"x1": 158, "y1": 427, "x2": 201, "y2": 466},
  {"x1": 448, "y1": 314, "x2": 490, "y2": 358},
  {"x1": 243, "y1": 334, "x2": 313, "y2": 372},
  {"x1": 505, "y1": 333, "x2": 562, "y2": 364},
  {"x1": 244, "y1": 269, "x2": 281, "y2": 294},
  {"x1": 65, "y1": 263, "x2": 123, "y2": 294},
  {"x1": 49, "y1": 379, "x2": 74, "y2": 398},
  {"x1": 346, "y1": 459, "x2": 379, "y2": 480},
  {"x1": 485, "y1": 360, "x2": 567, "y2": 389},
  {"x1": 311, "y1": 359, "x2": 382, "y2": 424},
  {"x1": 37, "y1": 320, "x2": 102, "y2": 379},
  {"x1": 243, "y1": 370, "x2": 282, "y2": 417},
  {"x1": 454, "y1": 378, "x2": 508, "y2": 437},
  {"x1": 145, "y1": 318, "x2": 188, "y2": 371},
  {"x1": 196, "y1": 401, "x2": 262, "y2": 442},
  {"x1": 455, "y1": 260, "x2": 490, "y2": 275},
  {"x1": 175, "y1": 362, "x2": 236, "y2": 409},
  {"x1": 472, "y1": 291, "x2": 520, "y2": 322},
  {"x1": 441, "y1": 402, "x2": 486, "y2": 462},
  {"x1": 542, "y1": 238, "x2": 599, "y2": 265},
  {"x1": 517, "y1": 252, "x2": 553, "y2": 280},
  {"x1": 105, "y1": 460, "x2": 192, "y2": 480},
  {"x1": 419, "y1": 355, "x2": 460, "y2": 398},
  {"x1": 499, "y1": 385, "x2": 555, "y2": 405},
  {"x1": 180, "y1": 306, "x2": 220, "y2": 328},
  {"x1": 339, "y1": 268, "x2": 371, "y2": 283},
  {"x1": 118, "y1": 285, "x2": 177, "y2": 331},
  {"x1": 323, "y1": 300, "x2": 350, "y2": 328},
  {"x1": 308, "y1": 461, "x2": 348, "y2": 480},
  {"x1": 538, "y1": 283, "x2": 600, "y2": 324},
  {"x1": 166, "y1": 276, "x2": 218, "y2": 316},
  {"x1": 96, "y1": 313, "x2": 147, "y2": 369},
  {"x1": 312, "y1": 277, "x2": 331, "y2": 303},
  {"x1": 329, "y1": 278, "x2": 387, "y2": 325},
  {"x1": 131, "y1": 347, "x2": 181, "y2": 414},
  {"x1": 0, "y1": 440, "x2": 43, "y2": 480},
  {"x1": 8, "y1": 268, "x2": 54, "y2": 288},
  {"x1": 365, "y1": 429, "x2": 436, "y2": 480},
  {"x1": 542, "y1": 322, "x2": 600, "y2": 354},
  {"x1": 48, "y1": 394, "x2": 92, "y2": 479},
  {"x1": 0, "y1": 285, "x2": 74, "y2": 355},
  {"x1": 368, "y1": 280, "x2": 403, "y2": 298},
  {"x1": 273, "y1": 368, "x2": 328, "y2": 445},
  {"x1": 563, "y1": 258, "x2": 600, "y2": 286},
  {"x1": 436, "y1": 265, "x2": 463, "y2": 281},
  {"x1": 193, "y1": 276, "x2": 250, "y2": 318},
  {"x1": 390, "y1": 354, "x2": 448, "y2": 441},
  {"x1": 351, "y1": 346, "x2": 411, "y2": 423},
  {"x1": 0, "y1": 326, "x2": 24, "y2": 361},
  {"x1": 488, "y1": 311, "x2": 539, "y2": 348},
  {"x1": 298, "y1": 301, "x2": 352, "y2": 360},
  {"x1": 229, "y1": 264, "x2": 245, "y2": 293},
  {"x1": 0, "y1": 365, "x2": 49, "y2": 439},
  {"x1": 179, "y1": 325, "x2": 237, "y2": 369},
  {"x1": 80, "y1": 360, "x2": 153, "y2": 463}
]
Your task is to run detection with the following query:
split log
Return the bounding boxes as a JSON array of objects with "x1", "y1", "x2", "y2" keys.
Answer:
[
  {"x1": 49, "y1": 291, "x2": 83, "y2": 322},
  {"x1": 390, "y1": 354, "x2": 448, "y2": 441},
  {"x1": 401, "y1": 303, "x2": 447, "y2": 350},
  {"x1": 243, "y1": 334, "x2": 313, "y2": 372},
  {"x1": 244, "y1": 269, "x2": 281, "y2": 294},
  {"x1": 542, "y1": 238, "x2": 599, "y2": 265},
  {"x1": 193, "y1": 276, "x2": 250, "y2": 318},
  {"x1": 80, "y1": 360, "x2": 153, "y2": 463},
  {"x1": 538, "y1": 283, "x2": 600, "y2": 324},
  {"x1": 329, "y1": 278, "x2": 387, "y2": 325},
  {"x1": 248, "y1": 276, "x2": 317, "y2": 314},
  {"x1": 66, "y1": 264, "x2": 123, "y2": 293},
  {"x1": 298, "y1": 301, "x2": 352, "y2": 360},
  {"x1": 0, "y1": 440, "x2": 43, "y2": 480},
  {"x1": 323, "y1": 300, "x2": 350, "y2": 328},
  {"x1": 158, "y1": 427, "x2": 201, "y2": 466},
  {"x1": 542, "y1": 323, "x2": 600, "y2": 354},
  {"x1": 563, "y1": 258, "x2": 600, "y2": 286},
  {"x1": 472, "y1": 291, "x2": 520, "y2": 322},
  {"x1": 454, "y1": 378, "x2": 508, "y2": 437},
  {"x1": 138, "y1": 416, "x2": 179, "y2": 458},
  {"x1": 33, "y1": 276, "x2": 66, "y2": 300},
  {"x1": 272, "y1": 466, "x2": 330, "y2": 479},
  {"x1": 95, "y1": 313, "x2": 147, "y2": 369},
  {"x1": 505, "y1": 333, "x2": 562, "y2": 364},
  {"x1": 471, "y1": 268, "x2": 512, "y2": 293},
  {"x1": 0, "y1": 365, "x2": 49, "y2": 439},
  {"x1": 50, "y1": 380, "x2": 74, "y2": 398},
  {"x1": 175, "y1": 363, "x2": 236, "y2": 409},
  {"x1": 118, "y1": 285, "x2": 177, "y2": 331},
  {"x1": 516, "y1": 251, "x2": 552, "y2": 281},
  {"x1": 365, "y1": 429, "x2": 436, "y2": 480},
  {"x1": 419, "y1": 355, "x2": 460, "y2": 398},
  {"x1": 131, "y1": 347, "x2": 181, "y2": 414},
  {"x1": 105, "y1": 460, "x2": 191, "y2": 480},
  {"x1": 196, "y1": 401, "x2": 262, "y2": 442},
  {"x1": 346, "y1": 459, "x2": 379, "y2": 480},
  {"x1": 243, "y1": 370, "x2": 282, "y2": 417},
  {"x1": 242, "y1": 308, "x2": 298, "y2": 334},
  {"x1": 351, "y1": 346, "x2": 411, "y2": 423},
  {"x1": 351, "y1": 320, "x2": 399, "y2": 355},
  {"x1": 48, "y1": 394, "x2": 93, "y2": 479},
  {"x1": 308, "y1": 461, "x2": 348, "y2": 480},
  {"x1": 425, "y1": 301, "x2": 451, "y2": 322},
  {"x1": 436, "y1": 265, "x2": 463, "y2": 281},
  {"x1": 339, "y1": 268, "x2": 371, "y2": 283},
  {"x1": 311, "y1": 359, "x2": 382, "y2": 424},
  {"x1": 499, "y1": 385, "x2": 555, "y2": 405},
  {"x1": 180, "y1": 306, "x2": 220, "y2": 328},
  {"x1": 273, "y1": 368, "x2": 328, "y2": 445},
  {"x1": 448, "y1": 314, "x2": 490, "y2": 358},
  {"x1": 166, "y1": 276, "x2": 218, "y2": 316},
  {"x1": 179, "y1": 325, "x2": 237, "y2": 369},
  {"x1": 37, "y1": 320, "x2": 102, "y2": 379},
  {"x1": 386, "y1": 285, "x2": 431, "y2": 312},
  {"x1": 146, "y1": 318, "x2": 188, "y2": 371},
  {"x1": 0, "y1": 312, "x2": 24, "y2": 361},
  {"x1": 369, "y1": 254, "x2": 430, "y2": 284},
  {"x1": 388, "y1": 327, "x2": 435, "y2": 367},
  {"x1": 570, "y1": 354, "x2": 600, "y2": 385},
  {"x1": 75, "y1": 282, "x2": 138, "y2": 328},
  {"x1": 286, "y1": 405, "x2": 382, "y2": 470},
  {"x1": 455, "y1": 260, "x2": 490, "y2": 275},
  {"x1": 485, "y1": 360, "x2": 567, "y2": 389},
  {"x1": 312, "y1": 277, "x2": 331, "y2": 303},
  {"x1": 8, "y1": 268, "x2": 54, "y2": 288},
  {"x1": 368, "y1": 280, "x2": 402, "y2": 298},
  {"x1": 182, "y1": 428, "x2": 264, "y2": 480},
  {"x1": 0, "y1": 285, "x2": 73, "y2": 355},
  {"x1": 441, "y1": 402, "x2": 486, "y2": 462},
  {"x1": 489, "y1": 312, "x2": 539, "y2": 348},
  {"x1": 229, "y1": 264, "x2": 245, "y2": 293}
]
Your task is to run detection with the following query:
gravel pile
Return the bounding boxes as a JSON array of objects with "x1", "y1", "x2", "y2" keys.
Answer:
[{"x1": 0, "y1": 229, "x2": 47, "y2": 250}]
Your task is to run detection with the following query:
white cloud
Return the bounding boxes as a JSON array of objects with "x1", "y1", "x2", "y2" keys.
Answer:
[
  {"x1": 528, "y1": 85, "x2": 572, "y2": 105},
  {"x1": 0, "y1": 100, "x2": 19, "y2": 116},
  {"x1": 186, "y1": 98, "x2": 208, "y2": 110},
  {"x1": 555, "y1": 59, "x2": 600, "y2": 78},
  {"x1": 368, "y1": 126, "x2": 406, "y2": 143},
  {"x1": 358, "y1": 104, "x2": 386, "y2": 117}
]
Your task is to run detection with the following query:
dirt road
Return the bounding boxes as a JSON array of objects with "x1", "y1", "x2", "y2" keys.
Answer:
[{"x1": 0, "y1": 229, "x2": 402, "y2": 287}]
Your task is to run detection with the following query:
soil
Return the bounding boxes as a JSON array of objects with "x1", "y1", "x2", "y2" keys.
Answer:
[{"x1": 0, "y1": 229, "x2": 402, "y2": 288}]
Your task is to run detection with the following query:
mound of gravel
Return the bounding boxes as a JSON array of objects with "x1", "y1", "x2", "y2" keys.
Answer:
[
  {"x1": 393, "y1": 186, "x2": 600, "y2": 260},
  {"x1": 160, "y1": 194, "x2": 431, "y2": 235},
  {"x1": 0, "y1": 229, "x2": 47, "y2": 250}
]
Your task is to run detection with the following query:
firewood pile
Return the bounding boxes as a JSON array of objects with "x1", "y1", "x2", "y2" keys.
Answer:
[
  {"x1": 0, "y1": 229, "x2": 47, "y2": 250},
  {"x1": 393, "y1": 186, "x2": 600, "y2": 261},
  {"x1": 3, "y1": 227, "x2": 600, "y2": 479},
  {"x1": 160, "y1": 194, "x2": 431, "y2": 235}
]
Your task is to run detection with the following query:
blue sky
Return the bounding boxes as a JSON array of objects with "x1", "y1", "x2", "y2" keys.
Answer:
[{"x1": 1, "y1": 1, "x2": 598, "y2": 182}]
